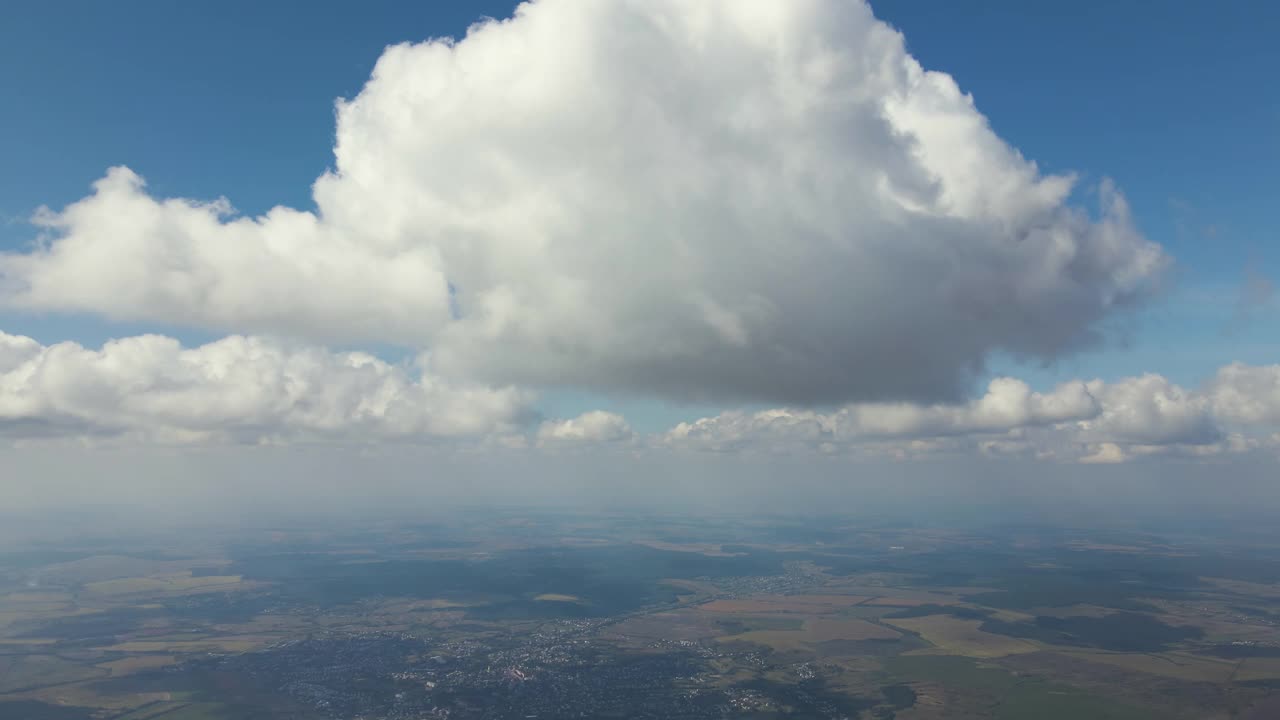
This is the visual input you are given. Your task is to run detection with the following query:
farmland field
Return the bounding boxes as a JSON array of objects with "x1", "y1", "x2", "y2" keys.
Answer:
[{"x1": 3, "y1": 512, "x2": 1280, "y2": 718}]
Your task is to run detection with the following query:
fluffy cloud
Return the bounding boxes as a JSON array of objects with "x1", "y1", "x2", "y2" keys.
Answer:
[
  {"x1": 537, "y1": 411, "x2": 633, "y2": 445},
  {"x1": 664, "y1": 408, "x2": 834, "y2": 453},
  {"x1": 5, "y1": 169, "x2": 452, "y2": 346},
  {"x1": 6, "y1": 325, "x2": 1279, "y2": 464},
  {"x1": 663, "y1": 377, "x2": 1100, "y2": 452},
  {"x1": 0, "y1": 0, "x2": 1165, "y2": 405},
  {"x1": 662, "y1": 366, "x2": 1280, "y2": 462},
  {"x1": 833, "y1": 378, "x2": 1100, "y2": 439},
  {"x1": 1209, "y1": 363, "x2": 1280, "y2": 425},
  {"x1": 0, "y1": 332, "x2": 531, "y2": 444},
  {"x1": 1075, "y1": 375, "x2": 1217, "y2": 446}
]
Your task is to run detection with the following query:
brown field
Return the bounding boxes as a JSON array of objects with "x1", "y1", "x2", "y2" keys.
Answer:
[
  {"x1": 0, "y1": 654, "x2": 107, "y2": 693},
  {"x1": 892, "y1": 683, "x2": 951, "y2": 720},
  {"x1": 699, "y1": 595, "x2": 869, "y2": 614},
  {"x1": 1201, "y1": 577, "x2": 1280, "y2": 599},
  {"x1": 984, "y1": 608, "x2": 1035, "y2": 622},
  {"x1": 1138, "y1": 599, "x2": 1280, "y2": 644},
  {"x1": 557, "y1": 536, "x2": 612, "y2": 546},
  {"x1": 1066, "y1": 542, "x2": 1193, "y2": 557},
  {"x1": 113, "y1": 701, "x2": 190, "y2": 719},
  {"x1": 698, "y1": 600, "x2": 807, "y2": 614},
  {"x1": 659, "y1": 578, "x2": 720, "y2": 597},
  {"x1": 1052, "y1": 649, "x2": 1238, "y2": 682},
  {"x1": 95, "y1": 634, "x2": 273, "y2": 654},
  {"x1": 611, "y1": 610, "x2": 722, "y2": 641},
  {"x1": 36, "y1": 555, "x2": 217, "y2": 585},
  {"x1": 97, "y1": 655, "x2": 181, "y2": 675},
  {"x1": 83, "y1": 573, "x2": 244, "y2": 597},
  {"x1": 0, "y1": 602, "x2": 74, "y2": 621},
  {"x1": 1067, "y1": 542, "x2": 1151, "y2": 553},
  {"x1": 1025, "y1": 604, "x2": 1116, "y2": 618},
  {"x1": 774, "y1": 594, "x2": 872, "y2": 605},
  {"x1": 0, "y1": 592, "x2": 75, "y2": 605},
  {"x1": 534, "y1": 594, "x2": 583, "y2": 603},
  {"x1": 884, "y1": 616, "x2": 1038, "y2": 658},
  {"x1": 0, "y1": 605, "x2": 102, "y2": 633},
  {"x1": 400, "y1": 598, "x2": 480, "y2": 610},
  {"x1": 934, "y1": 586, "x2": 1002, "y2": 596},
  {"x1": 719, "y1": 617, "x2": 899, "y2": 651},
  {"x1": 863, "y1": 596, "x2": 957, "y2": 608},
  {"x1": 1234, "y1": 657, "x2": 1280, "y2": 682},
  {"x1": 9, "y1": 682, "x2": 173, "y2": 712},
  {"x1": 632, "y1": 540, "x2": 745, "y2": 557}
]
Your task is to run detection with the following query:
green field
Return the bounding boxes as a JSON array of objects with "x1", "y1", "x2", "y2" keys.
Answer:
[{"x1": 886, "y1": 655, "x2": 1158, "y2": 720}]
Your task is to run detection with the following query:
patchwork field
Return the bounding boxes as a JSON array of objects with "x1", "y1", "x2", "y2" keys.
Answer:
[
  {"x1": 97, "y1": 655, "x2": 181, "y2": 676},
  {"x1": 610, "y1": 609, "x2": 723, "y2": 641},
  {"x1": 884, "y1": 616, "x2": 1040, "y2": 658},
  {"x1": 863, "y1": 596, "x2": 959, "y2": 608},
  {"x1": 720, "y1": 617, "x2": 900, "y2": 651},
  {"x1": 94, "y1": 635, "x2": 274, "y2": 654},
  {"x1": 632, "y1": 540, "x2": 745, "y2": 556},
  {"x1": 699, "y1": 594, "x2": 869, "y2": 614},
  {"x1": 0, "y1": 654, "x2": 107, "y2": 693},
  {"x1": 1054, "y1": 649, "x2": 1239, "y2": 682},
  {"x1": 4, "y1": 517, "x2": 1280, "y2": 719},
  {"x1": 83, "y1": 574, "x2": 245, "y2": 597},
  {"x1": 533, "y1": 593, "x2": 583, "y2": 602},
  {"x1": 1235, "y1": 657, "x2": 1280, "y2": 682}
]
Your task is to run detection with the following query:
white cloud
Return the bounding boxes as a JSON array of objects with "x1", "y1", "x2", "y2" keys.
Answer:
[
  {"x1": 1079, "y1": 442, "x2": 1127, "y2": 464},
  {"x1": 661, "y1": 365, "x2": 1280, "y2": 463},
  {"x1": 537, "y1": 410, "x2": 633, "y2": 445},
  {"x1": 0, "y1": 332, "x2": 42, "y2": 371},
  {"x1": 4, "y1": 326, "x2": 1280, "y2": 465},
  {"x1": 662, "y1": 377, "x2": 1100, "y2": 452},
  {"x1": 4, "y1": 168, "x2": 451, "y2": 346},
  {"x1": 664, "y1": 408, "x2": 833, "y2": 453},
  {"x1": 1209, "y1": 363, "x2": 1280, "y2": 425},
  {"x1": 0, "y1": 331, "x2": 531, "y2": 445},
  {"x1": 1075, "y1": 374, "x2": 1218, "y2": 446},
  {"x1": 832, "y1": 377, "x2": 1100, "y2": 439},
  {"x1": 0, "y1": 0, "x2": 1165, "y2": 405}
]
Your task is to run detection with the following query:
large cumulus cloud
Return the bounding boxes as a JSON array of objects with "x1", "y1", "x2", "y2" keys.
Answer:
[{"x1": 0, "y1": 0, "x2": 1165, "y2": 406}]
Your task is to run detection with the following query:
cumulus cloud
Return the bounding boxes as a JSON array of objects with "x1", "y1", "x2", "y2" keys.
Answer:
[
  {"x1": 0, "y1": 332, "x2": 531, "y2": 444},
  {"x1": 663, "y1": 377, "x2": 1100, "y2": 452},
  {"x1": 0, "y1": 0, "x2": 1165, "y2": 405},
  {"x1": 1079, "y1": 442, "x2": 1127, "y2": 465},
  {"x1": 833, "y1": 378, "x2": 1100, "y2": 439},
  {"x1": 1209, "y1": 363, "x2": 1280, "y2": 425},
  {"x1": 1074, "y1": 374, "x2": 1217, "y2": 446},
  {"x1": 537, "y1": 411, "x2": 633, "y2": 445},
  {"x1": 664, "y1": 408, "x2": 833, "y2": 453},
  {"x1": 5, "y1": 169, "x2": 450, "y2": 346},
  {"x1": 6, "y1": 324, "x2": 1279, "y2": 464},
  {"x1": 662, "y1": 365, "x2": 1280, "y2": 463}
]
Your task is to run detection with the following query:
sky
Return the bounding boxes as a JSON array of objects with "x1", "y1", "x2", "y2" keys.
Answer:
[{"x1": 0, "y1": 0, "x2": 1278, "y2": 514}]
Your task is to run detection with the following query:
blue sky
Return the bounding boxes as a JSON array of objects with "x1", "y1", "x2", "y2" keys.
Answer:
[{"x1": 1, "y1": 0, "x2": 1277, "y2": 433}]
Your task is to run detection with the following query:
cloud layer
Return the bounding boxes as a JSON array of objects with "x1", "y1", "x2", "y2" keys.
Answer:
[
  {"x1": 3, "y1": 328, "x2": 1278, "y2": 467},
  {"x1": 662, "y1": 367, "x2": 1280, "y2": 463},
  {"x1": 0, "y1": 0, "x2": 1165, "y2": 405},
  {"x1": 0, "y1": 332, "x2": 530, "y2": 444}
]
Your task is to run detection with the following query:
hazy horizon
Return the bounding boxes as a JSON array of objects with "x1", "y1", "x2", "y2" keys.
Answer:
[{"x1": 2, "y1": 0, "x2": 1278, "y2": 536}]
